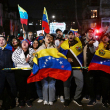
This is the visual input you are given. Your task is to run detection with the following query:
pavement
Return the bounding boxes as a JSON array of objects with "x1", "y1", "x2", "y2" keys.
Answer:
[{"x1": 11, "y1": 99, "x2": 110, "y2": 110}]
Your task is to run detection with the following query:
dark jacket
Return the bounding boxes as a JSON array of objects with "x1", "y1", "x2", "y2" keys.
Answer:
[
  {"x1": 81, "y1": 39, "x2": 96, "y2": 66},
  {"x1": 0, "y1": 48, "x2": 13, "y2": 70}
]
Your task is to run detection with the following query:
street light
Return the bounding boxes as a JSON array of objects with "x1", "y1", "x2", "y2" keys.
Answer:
[{"x1": 52, "y1": 15, "x2": 55, "y2": 19}]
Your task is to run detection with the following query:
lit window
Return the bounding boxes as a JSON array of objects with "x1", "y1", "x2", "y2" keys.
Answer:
[
  {"x1": 90, "y1": 23, "x2": 97, "y2": 28},
  {"x1": 91, "y1": 10, "x2": 97, "y2": 18}
]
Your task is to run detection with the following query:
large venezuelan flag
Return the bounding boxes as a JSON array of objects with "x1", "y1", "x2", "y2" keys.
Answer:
[
  {"x1": 27, "y1": 48, "x2": 71, "y2": 83},
  {"x1": 18, "y1": 5, "x2": 28, "y2": 25},
  {"x1": 42, "y1": 7, "x2": 50, "y2": 33},
  {"x1": 89, "y1": 42, "x2": 110, "y2": 74},
  {"x1": 59, "y1": 37, "x2": 83, "y2": 67}
]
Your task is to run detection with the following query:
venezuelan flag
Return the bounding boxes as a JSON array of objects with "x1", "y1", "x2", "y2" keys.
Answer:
[
  {"x1": 89, "y1": 42, "x2": 110, "y2": 74},
  {"x1": 27, "y1": 48, "x2": 71, "y2": 83},
  {"x1": 42, "y1": 7, "x2": 50, "y2": 33},
  {"x1": 36, "y1": 36, "x2": 44, "y2": 42},
  {"x1": 18, "y1": 5, "x2": 28, "y2": 25},
  {"x1": 59, "y1": 37, "x2": 83, "y2": 67}
]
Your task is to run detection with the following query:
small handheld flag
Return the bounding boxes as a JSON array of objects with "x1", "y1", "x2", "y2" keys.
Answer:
[
  {"x1": 18, "y1": 5, "x2": 28, "y2": 25},
  {"x1": 42, "y1": 7, "x2": 50, "y2": 33}
]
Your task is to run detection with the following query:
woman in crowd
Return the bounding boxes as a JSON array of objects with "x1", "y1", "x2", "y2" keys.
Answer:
[
  {"x1": 12, "y1": 39, "x2": 34, "y2": 108},
  {"x1": 32, "y1": 39, "x2": 43, "y2": 103},
  {"x1": 99, "y1": 34, "x2": 110, "y2": 108},
  {"x1": 50, "y1": 34, "x2": 64, "y2": 103},
  {"x1": 11, "y1": 38, "x2": 20, "y2": 51},
  {"x1": 36, "y1": 34, "x2": 56, "y2": 105}
]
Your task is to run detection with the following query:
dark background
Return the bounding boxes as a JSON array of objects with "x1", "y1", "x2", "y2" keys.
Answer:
[{"x1": 8, "y1": 0, "x2": 83, "y2": 29}]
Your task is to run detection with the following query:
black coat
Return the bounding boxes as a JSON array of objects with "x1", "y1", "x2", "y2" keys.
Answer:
[{"x1": 0, "y1": 48, "x2": 13, "y2": 70}]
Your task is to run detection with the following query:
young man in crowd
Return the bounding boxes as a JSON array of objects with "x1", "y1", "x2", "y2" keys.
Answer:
[
  {"x1": 55, "y1": 29, "x2": 65, "y2": 48},
  {"x1": 0, "y1": 29, "x2": 17, "y2": 109},
  {"x1": 81, "y1": 28, "x2": 99, "y2": 106},
  {"x1": 60, "y1": 31, "x2": 83, "y2": 107}
]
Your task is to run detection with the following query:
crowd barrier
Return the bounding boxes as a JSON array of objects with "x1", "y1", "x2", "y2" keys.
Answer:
[{"x1": 2, "y1": 67, "x2": 88, "y2": 70}]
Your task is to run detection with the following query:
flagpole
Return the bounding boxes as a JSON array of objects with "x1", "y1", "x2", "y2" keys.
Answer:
[
  {"x1": 42, "y1": 26, "x2": 43, "y2": 35},
  {"x1": 22, "y1": 24, "x2": 26, "y2": 39}
]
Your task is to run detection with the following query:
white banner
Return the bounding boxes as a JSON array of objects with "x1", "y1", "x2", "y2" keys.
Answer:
[{"x1": 50, "y1": 23, "x2": 66, "y2": 34}]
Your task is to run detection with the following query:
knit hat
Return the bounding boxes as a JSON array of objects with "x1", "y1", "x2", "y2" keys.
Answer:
[
  {"x1": 21, "y1": 39, "x2": 29, "y2": 44},
  {"x1": 0, "y1": 35, "x2": 6, "y2": 41}
]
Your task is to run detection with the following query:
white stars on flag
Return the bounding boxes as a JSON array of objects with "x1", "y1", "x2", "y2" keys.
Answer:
[
  {"x1": 42, "y1": 56, "x2": 65, "y2": 69},
  {"x1": 43, "y1": 65, "x2": 46, "y2": 68},
  {"x1": 46, "y1": 59, "x2": 48, "y2": 62},
  {"x1": 56, "y1": 59, "x2": 59, "y2": 61},
  {"x1": 100, "y1": 61, "x2": 103, "y2": 64},
  {"x1": 59, "y1": 61, "x2": 63, "y2": 65},
  {"x1": 48, "y1": 57, "x2": 51, "y2": 60}
]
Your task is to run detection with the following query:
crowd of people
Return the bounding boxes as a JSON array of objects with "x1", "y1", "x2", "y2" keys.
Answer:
[{"x1": 0, "y1": 26, "x2": 110, "y2": 110}]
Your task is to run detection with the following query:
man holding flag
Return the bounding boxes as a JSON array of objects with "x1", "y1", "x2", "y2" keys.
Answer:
[{"x1": 59, "y1": 31, "x2": 83, "y2": 107}]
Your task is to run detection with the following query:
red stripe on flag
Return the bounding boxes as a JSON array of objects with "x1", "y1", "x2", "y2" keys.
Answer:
[
  {"x1": 42, "y1": 21, "x2": 50, "y2": 33},
  {"x1": 89, "y1": 63, "x2": 110, "y2": 74},
  {"x1": 20, "y1": 18, "x2": 28, "y2": 25},
  {"x1": 27, "y1": 68, "x2": 71, "y2": 83}
]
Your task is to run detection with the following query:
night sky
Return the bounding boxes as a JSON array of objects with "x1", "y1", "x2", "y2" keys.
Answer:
[{"x1": 8, "y1": 0, "x2": 82, "y2": 20}]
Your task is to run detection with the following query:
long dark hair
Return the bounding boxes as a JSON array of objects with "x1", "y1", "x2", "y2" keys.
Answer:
[{"x1": 32, "y1": 39, "x2": 40, "y2": 49}]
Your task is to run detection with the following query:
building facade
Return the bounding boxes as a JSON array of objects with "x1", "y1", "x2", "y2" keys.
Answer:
[
  {"x1": 82, "y1": 0, "x2": 100, "y2": 34},
  {"x1": 0, "y1": 1, "x2": 20, "y2": 37},
  {"x1": 82, "y1": 0, "x2": 110, "y2": 34}
]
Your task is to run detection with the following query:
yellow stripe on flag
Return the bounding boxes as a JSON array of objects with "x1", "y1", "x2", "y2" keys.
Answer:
[
  {"x1": 43, "y1": 7, "x2": 49, "y2": 24},
  {"x1": 61, "y1": 37, "x2": 83, "y2": 56},
  {"x1": 33, "y1": 48, "x2": 67, "y2": 64},
  {"x1": 95, "y1": 42, "x2": 110, "y2": 59},
  {"x1": 18, "y1": 5, "x2": 27, "y2": 13}
]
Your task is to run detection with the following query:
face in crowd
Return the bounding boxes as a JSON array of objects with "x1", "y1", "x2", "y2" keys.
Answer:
[
  {"x1": 45, "y1": 34, "x2": 51, "y2": 44},
  {"x1": 33, "y1": 40, "x2": 39, "y2": 49},
  {"x1": 68, "y1": 32, "x2": 75, "y2": 42},
  {"x1": 21, "y1": 40, "x2": 29, "y2": 49},
  {"x1": 57, "y1": 31, "x2": 63, "y2": 38},
  {"x1": 12, "y1": 38, "x2": 18, "y2": 47},
  {"x1": 87, "y1": 29, "x2": 94, "y2": 40},
  {"x1": 28, "y1": 32, "x2": 33, "y2": 41},
  {"x1": 102, "y1": 35, "x2": 109, "y2": 44},
  {"x1": 0, "y1": 37, "x2": 6, "y2": 47},
  {"x1": 49, "y1": 35, "x2": 54, "y2": 44}
]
